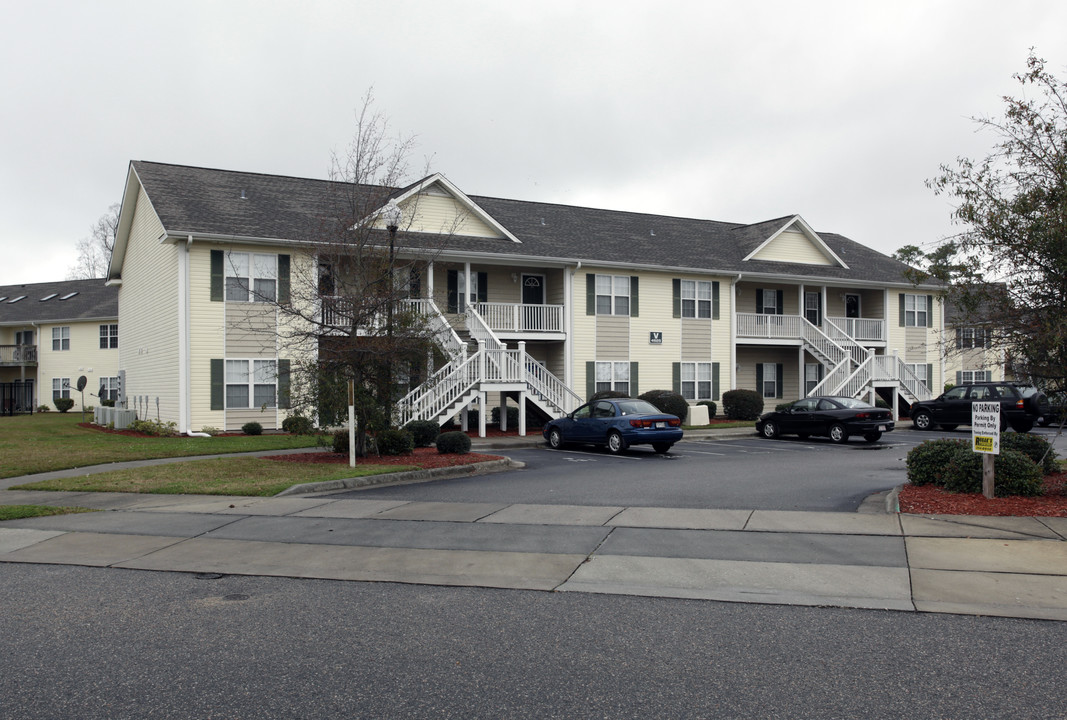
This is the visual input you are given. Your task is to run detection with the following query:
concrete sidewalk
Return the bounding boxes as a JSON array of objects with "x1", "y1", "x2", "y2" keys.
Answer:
[{"x1": 3, "y1": 486, "x2": 1066, "y2": 621}]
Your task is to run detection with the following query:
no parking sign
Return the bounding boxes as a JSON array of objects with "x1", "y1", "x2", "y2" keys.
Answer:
[{"x1": 971, "y1": 402, "x2": 1001, "y2": 455}]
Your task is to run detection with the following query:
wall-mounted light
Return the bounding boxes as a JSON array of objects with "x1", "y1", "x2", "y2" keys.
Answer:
[{"x1": 511, "y1": 273, "x2": 518, "y2": 283}]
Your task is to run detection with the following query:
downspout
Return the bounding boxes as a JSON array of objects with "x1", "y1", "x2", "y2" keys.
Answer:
[
  {"x1": 730, "y1": 273, "x2": 741, "y2": 391},
  {"x1": 566, "y1": 261, "x2": 582, "y2": 394},
  {"x1": 180, "y1": 235, "x2": 210, "y2": 437}
]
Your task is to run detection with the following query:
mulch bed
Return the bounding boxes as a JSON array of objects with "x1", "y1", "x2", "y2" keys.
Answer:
[
  {"x1": 263, "y1": 447, "x2": 504, "y2": 469},
  {"x1": 77, "y1": 423, "x2": 246, "y2": 438},
  {"x1": 898, "y1": 472, "x2": 1067, "y2": 517}
]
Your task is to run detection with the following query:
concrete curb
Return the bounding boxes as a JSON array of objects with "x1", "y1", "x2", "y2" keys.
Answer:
[
  {"x1": 886, "y1": 484, "x2": 902, "y2": 513},
  {"x1": 275, "y1": 458, "x2": 525, "y2": 497}
]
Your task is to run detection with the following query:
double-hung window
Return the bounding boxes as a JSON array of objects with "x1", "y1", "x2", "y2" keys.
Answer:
[
  {"x1": 99, "y1": 324, "x2": 118, "y2": 349},
  {"x1": 52, "y1": 378, "x2": 70, "y2": 400},
  {"x1": 761, "y1": 362, "x2": 778, "y2": 399},
  {"x1": 761, "y1": 290, "x2": 779, "y2": 315},
  {"x1": 52, "y1": 326, "x2": 70, "y2": 351},
  {"x1": 225, "y1": 359, "x2": 278, "y2": 409},
  {"x1": 595, "y1": 275, "x2": 630, "y2": 316},
  {"x1": 226, "y1": 252, "x2": 277, "y2": 302},
  {"x1": 100, "y1": 377, "x2": 119, "y2": 401},
  {"x1": 959, "y1": 370, "x2": 992, "y2": 384},
  {"x1": 680, "y1": 362, "x2": 713, "y2": 400},
  {"x1": 957, "y1": 327, "x2": 988, "y2": 349},
  {"x1": 595, "y1": 361, "x2": 630, "y2": 395},
  {"x1": 681, "y1": 280, "x2": 712, "y2": 319},
  {"x1": 904, "y1": 294, "x2": 928, "y2": 327},
  {"x1": 905, "y1": 363, "x2": 928, "y2": 383}
]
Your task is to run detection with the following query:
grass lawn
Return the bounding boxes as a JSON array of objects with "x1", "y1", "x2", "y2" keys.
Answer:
[
  {"x1": 11, "y1": 457, "x2": 416, "y2": 497},
  {"x1": 0, "y1": 413, "x2": 322, "y2": 478},
  {"x1": 0, "y1": 505, "x2": 96, "y2": 521}
]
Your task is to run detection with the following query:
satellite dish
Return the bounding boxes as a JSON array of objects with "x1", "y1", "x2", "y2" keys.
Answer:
[{"x1": 76, "y1": 375, "x2": 88, "y2": 392}]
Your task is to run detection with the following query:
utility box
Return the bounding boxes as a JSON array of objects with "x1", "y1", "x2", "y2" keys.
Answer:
[
  {"x1": 113, "y1": 409, "x2": 136, "y2": 430},
  {"x1": 686, "y1": 404, "x2": 710, "y2": 426}
]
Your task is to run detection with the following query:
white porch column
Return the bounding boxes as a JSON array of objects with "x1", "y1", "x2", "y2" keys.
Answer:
[
  {"x1": 499, "y1": 396, "x2": 508, "y2": 431},
  {"x1": 478, "y1": 391, "x2": 487, "y2": 437},
  {"x1": 427, "y1": 261, "x2": 434, "y2": 300},
  {"x1": 798, "y1": 346, "x2": 805, "y2": 398},
  {"x1": 518, "y1": 390, "x2": 527, "y2": 437},
  {"x1": 464, "y1": 261, "x2": 472, "y2": 311}
]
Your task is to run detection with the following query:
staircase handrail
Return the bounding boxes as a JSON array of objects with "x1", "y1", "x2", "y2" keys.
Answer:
[
  {"x1": 465, "y1": 305, "x2": 504, "y2": 352},
  {"x1": 403, "y1": 298, "x2": 464, "y2": 357},
  {"x1": 523, "y1": 352, "x2": 582, "y2": 414},
  {"x1": 896, "y1": 358, "x2": 933, "y2": 402},
  {"x1": 822, "y1": 319, "x2": 871, "y2": 365},
  {"x1": 396, "y1": 351, "x2": 481, "y2": 426},
  {"x1": 807, "y1": 357, "x2": 854, "y2": 397},
  {"x1": 830, "y1": 355, "x2": 875, "y2": 397},
  {"x1": 800, "y1": 318, "x2": 849, "y2": 369}
]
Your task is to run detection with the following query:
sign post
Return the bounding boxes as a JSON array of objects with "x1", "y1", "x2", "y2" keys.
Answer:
[
  {"x1": 348, "y1": 380, "x2": 356, "y2": 468},
  {"x1": 971, "y1": 401, "x2": 1000, "y2": 499}
]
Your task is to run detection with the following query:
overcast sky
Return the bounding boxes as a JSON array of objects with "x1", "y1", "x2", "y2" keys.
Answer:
[{"x1": 2, "y1": 0, "x2": 1065, "y2": 286}]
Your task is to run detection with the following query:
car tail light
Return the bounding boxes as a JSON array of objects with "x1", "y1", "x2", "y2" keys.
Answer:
[
  {"x1": 667, "y1": 418, "x2": 681, "y2": 427},
  {"x1": 1016, "y1": 399, "x2": 1025, "y2": 409},
  {"x1": 630, "y1": 419, "x2": 651, "y2": 428},
  {"x1": 855, "y1": 412, "x2": 872, "y2": 419}
]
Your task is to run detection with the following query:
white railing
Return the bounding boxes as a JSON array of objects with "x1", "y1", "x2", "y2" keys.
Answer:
[
  {"x1": 404, "y1": 298, "x2": 464, "y2": 357},
  {"x1": 823, "y1": 319, "x2": 871, "y2": 365},
  {"x1": 809, "y1": 353, "x2": 933, "y2": 402},
  {"x1": 831, "y1": 356, "x2": 875, "y2": 398},
  {"x1": 474, "y1": 302, "x2": 564, "y2": 334},
  {"x1": 800, "y1": 319, "x2": 849, "y2": 369},
  {"x1": 524, "y1": 353, "x2": 582, "y2": 415},
  {"x1": 808, "y1": 358, "x2": 855, "y2": 397},
  {"x1": 896, "y1": 361, "x2": 933, "y2": 402},
  {"x1": 0, "y1": 345, "x2": 37, "y2": 365},
  {"x1": 827, "y1": 316, "x2": 884, "y2": 342},
  {"x1": 396, "y1": 352, "x2": 480, "y2": 427},
  {"x1": 736, "y1": 313, "x2": 805, "y2": 339}
]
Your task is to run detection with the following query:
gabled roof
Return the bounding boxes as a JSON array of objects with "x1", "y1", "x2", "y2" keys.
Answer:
[
  {"x1": 0, "y1": 279, "x2": 117, "y2": 325},
  {"x1": 741, "y1": 215, "x2": 848, "y2": 268},
  {"x1": 112, "y1": 161, "x2": 935, "y2": 288},
  {"x1": 386, "y1": 173, "x2": 522, "y2": 243}
]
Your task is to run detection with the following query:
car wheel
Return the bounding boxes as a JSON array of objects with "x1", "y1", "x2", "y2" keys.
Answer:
[
  {"x1": 1039, "y1": 417, "x2": 1051, "y2": 427},
  {"x1": 863, "y1": 431, "x2": 882, "y2": 443},
  {"x1": 653, "y1": 442, "x2": 673, "y2": 454},
  {"x1": 912, "y1": 410, "x2": 934, "y2": 431},
  {"x1": 940, "y1": 424, "x2": 958, "y2": 431},
  {"x1": 606, "y1": 430, "x2": 627, "y2": 455},
  {"x1": 1011, "y1": 420, "x2": 1034, "y2": 433},
  {"x1": 547, "y1": 428, "x2": 564, "y2": 449},
  {"x1": 828, "y1": 423, "x2": 849, "y2": 444},
  {"x1": 761, "y1": 420, "x2": 779, "y2": 439}
]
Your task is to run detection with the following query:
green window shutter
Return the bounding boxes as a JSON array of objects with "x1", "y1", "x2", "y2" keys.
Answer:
[
  {"x1": 630, "y1": 276, "x2": 639, "y2": 317},
  {"x1": 776, "y1": 290, "x2": 784, "y2": 315},
  {"x1": 776, "y1": 364, "x2": 784, "y2": 399},
  {"x1": 478, "y1": 272, "x2": 488, "y2": 303},
  {"x1": 672, "y1": 362, "x2": 681, "y2": 394},
  {"x1": 927, "y1": 363, "x2": 933, "y2": 387},
  {"x1": 447, "y1": 270, "x2": 458, "y2": 313},
  {"x1": 278, "y1": 254, "x2": 290, "y2": 304},
  {"x1": 672, "y1": 279, "x2": 681, "y2": 318},
  {"x1": 630, "y1": 362, "x2": 639, "y2": 396},
  {"x1": 211, "y1": 250, "x2": 224, "y2": 302},
  {"x1": 210, "y1": 358, "x2": 224, "y2": 410},
  {"x1": 956, "y1": 371, "x2": 962, "y2": 385},
  {"x1": 955, "y1": 328, "x2": 961, "y2": 348},
  {"x1": 586, "y1": 361, "x2": 595, "y2": 400},
  {"x1": 756, "y1": 364, "x2": 763, "y2": 394},
  {"x1": 586, "y1": 274, "x2": 595, "y2": 315},
  {"x1": 755, "y1": 289, "x2": 763, "y2": 314},
  {"x1": 899, "y1": 294, "x2": 906, "y2": 326},
  {"x1": 712, "y1": 281, "x2": 720, "y2": 320},
  {"x1": 278, "y1": 359, "x2": 291, "y2": 410},
  {"x1": 712, "y1": 362, "x2": 721, "y2": 401},
  {"x1": 926, "y1": 295, "x2": 934, "y2": 328}
]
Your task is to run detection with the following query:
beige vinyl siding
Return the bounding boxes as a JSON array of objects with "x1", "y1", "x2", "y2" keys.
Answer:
[
  {"x1": 395, "y1": 193, "x2": 502, "y2": 238},
  {"x1": 36, "y1": 320, "x2": 120, "y2": 411},
  {"x1": 736, "y1": 283, "x2": 799, "y2": 315},
  {"x1": 572, "y1": 283, "x2": 596, "y2": 400},
  {"x1": 225, "y1": 304, "x2": 278, "y2": 356},
  {"x1": 595, "y1": 316, "x2": 629, "y2": 357},
  {"x1": 681, "y1": 319, "x2": 711, "y2": 360},
  {"x1": 117, "y1": 185, "x2": 180, "y2": 421},
  {"x1": 227, "y1": 408, "x2": 275, "y2": 432},
  {"x1": 629, "y1": 274, "x2": 674, "y2": 392},
  {"x1": 484, "y1": 268, "x2": 513, "y2": 303},
  {"x1": 189, "y1": 244, "x2": 224, "y2": 430},
  {"x1": 735, "y1": 347, "x2": 801, "y2": 403},
  {"x1": 751, "y1": 230, "x2": 834, "y2": 265}
]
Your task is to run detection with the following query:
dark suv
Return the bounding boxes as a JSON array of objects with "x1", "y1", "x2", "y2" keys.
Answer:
[{"x1": 910, "y1": 382, "x2": 1049, "y2": 433}]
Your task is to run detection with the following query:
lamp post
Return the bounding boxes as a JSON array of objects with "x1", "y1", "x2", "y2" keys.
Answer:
[{"x1": 383, "y1": 200, "x2": 402, "y2": 409}]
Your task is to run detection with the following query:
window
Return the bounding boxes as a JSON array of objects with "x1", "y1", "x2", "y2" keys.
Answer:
[
  {"x1": 761, "y1": 290, "x2": 779, "y2": 315},
  {"x1": 681, "y1": 280, "x2": 713, "y2": 319},
  {"x1": 226, "y1": 252, "x2": 277, "y2": 302},
  {"x1": 99, "y1": 377, "x2": 119, "y2": 402},
  {"x1": 905, "y1": 363, "x2": 928, "y2": 383},
  {"x1": 761, "y1": 362, "x2": 778, "y2": 399},
  {"x1": 805, "y1": 363, "x2": 823, "y2": 395},
  {"x1": 52, "y1": 378, "x2": 70, "y2": 400},
  {"x1": 52, "y1": 326, "x2": 70, "y2": 351},
  {"x1": 956, "y1": 328, "x2": 989, "y2": 349},
  {"x1": 225, "y1": 359, "x2": 277, "y2": 409},
  {"x1": 904, "y1": 294, "x2": 928, "y2": 327},
  {"x1": 595, "y1": 275, "x2": 630, "y2": 316},
  {"x1": 959, "y1": 370, "x2": 992, "y2": 384},
  {"x1": 595, "y1": 361, "x2": 630, "y2": 395},
  {"x1": 99, "y1": 324, "x2": 118, "y2": 349},
  {"x1": 680, "y1": 362, "x2": 713, "y2": 400}
]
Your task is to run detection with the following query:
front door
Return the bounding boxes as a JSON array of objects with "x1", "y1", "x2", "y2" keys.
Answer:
[
  {"x1": 845, "y1": 293, "x2": 861, "y2": 319},
  {"x1": 521, "y1": 274, "x2": 545, "y2": 330}
]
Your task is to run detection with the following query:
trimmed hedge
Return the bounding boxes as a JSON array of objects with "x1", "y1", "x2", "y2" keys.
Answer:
[
  {"x1": 697, "y1": 400, "x2": 717, "y2": 419},
  {"x1": 638, "y1": 390, "x2": 689, "y2": 422},
  {"x1": 941, "y1": 449, "x2": 1044, "y2": 497},
  {"x1": 723, "y1": 389, "x2": 763, "y2": 421},
  {"x1": 905, "y1": 438, "x2": 969, "y2": 486},
  {"x1": 282, "y1": 414, "x2": 314, "y2": 435},
  {"x1": 376, "y1": 429, "x2": 414, "y2": 456},
  {"x1": 241, "y1": 421, "x2": 263, "y2": 436},
  {"x1": 404, "y1": 420, "x2": 441, "y2": 448},
  {"x1": 53, "y1": 397, "x2": 74, "y2": 413},
  {"x1": 436, "y1": 431, "x2": 472, "y2": 454}
]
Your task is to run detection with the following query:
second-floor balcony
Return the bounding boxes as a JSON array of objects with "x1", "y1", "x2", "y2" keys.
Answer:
[
  {"x1": 736, "y1": 313, "x2": 884, "y2": 343},
  {"x1": 473, "y1": 302, "x2": 564, "y2": 335},
  {"x1": 0, "y1": 345, "x2": 37, "y2": 366}
]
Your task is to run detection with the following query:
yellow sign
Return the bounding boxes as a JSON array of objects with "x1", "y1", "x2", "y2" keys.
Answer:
[{"x1": 974, "y1": 435, "x2": 995, "y2": 453}]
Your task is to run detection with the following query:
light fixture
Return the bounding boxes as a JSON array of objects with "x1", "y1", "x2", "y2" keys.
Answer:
[
  {"x1": 511, "y1": 273, "x2": 518, "y2": 283},
  {"x1": 383, "y1": 199, "x2": 402, "y2": 231}
]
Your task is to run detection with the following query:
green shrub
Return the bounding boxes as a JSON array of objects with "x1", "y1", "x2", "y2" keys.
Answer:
[
  {"x1": 404, "y1": 420, "x2": 440, "y2": 448},
  {"x1": 331, "y1": 429, "x2": 349, "y2": 454},
  {"x1": 100, "y1": 398, "x2": 116, "y2": 408},
  {"x1": 242, "y1": 421, "x2": 263, "y2": 436},
  {"x1": 697, "y1": 400, "x2": 717, "y2": 419},
  {"x1": 281, "y1": 414, "x2": 314, "y2": 435},
  {"x1": 874, "y1": 396, "x2": 890, "y2": 409},
  {"x1": 53, "y1": 397, "x2": 74, "y2": 413},
  {"x1": 200, "y1": 426, "x2": 221, "y2": 435},
  {"x1": 128, "y1": 419, "x2": 178, "y2": 437},
  {"x1": 723, "y1": 389, "x2": 763, "y2": 421},
  {"x1": 942, "y1": 449, "x2": 1044, "y2": 497},
  {"x1": 589, "y1": 390, "x2": 630, "y2": 403},
  {"x1": 638, "y1": 390, "x2": 690, "y2": 421},
  {"x1": 441, "y1": 409, "x2": 479, "y2": 428},
  {"x1": 1000, "y1": 433, "x2": 1059, "y2": 474},
  {"x1": 36, "y1": 405, "x2": 50, "y2": 413},
  {"x1": 376, "y1": 429, "x2": 414, "y2": 456},
  {"x1": 491, "y1": 406, "x2": 520, "y2": 427},
  {"x1": 905, "y1": 438, "x2": 969, "y2": 486},
  {"x1": 436, "y1": 430, "x2": 472, "y2": 454}
]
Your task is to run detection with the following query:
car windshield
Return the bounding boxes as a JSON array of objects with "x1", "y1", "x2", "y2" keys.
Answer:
[
  {"x1": 832, "y1": 397, "x2": 874, "y2": 409},
  {"x1": 616, "y1": 400, "x2": 662, "y2": 416}
]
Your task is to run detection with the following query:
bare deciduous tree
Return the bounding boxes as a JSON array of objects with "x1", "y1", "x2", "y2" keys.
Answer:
[{"x1": 68, "y1": 203, "x2": 120, "y2": 279}]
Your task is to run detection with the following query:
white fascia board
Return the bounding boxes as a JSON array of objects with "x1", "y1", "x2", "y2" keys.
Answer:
[
  {"x1": 160, "y1": 233, "x2": 317, "y2": 250},
  {"x1": 741, "y1": 215, "x2": 850, "y2": 269},
  {"x1": 107, "y1": 164, "x2": 148, "y2": 282},
  {"x1": 387, "y1": 173, "x2": 523, "y2": 244}
]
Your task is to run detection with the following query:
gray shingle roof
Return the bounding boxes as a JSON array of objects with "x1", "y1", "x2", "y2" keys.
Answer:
[
  {"x1": 129, "y1": 161, "x2": 929, "y2": 287},
  {"x1": 0, "y1": 279, "x2": 117, "y2": 325}
]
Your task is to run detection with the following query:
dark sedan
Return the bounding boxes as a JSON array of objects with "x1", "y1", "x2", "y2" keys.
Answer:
[
  {"x1": 544, "y1": 398, "x2": 684, "y2": 454},
  {"x1": 755, "y1": 396, "x2": 894, "y2": 443}
]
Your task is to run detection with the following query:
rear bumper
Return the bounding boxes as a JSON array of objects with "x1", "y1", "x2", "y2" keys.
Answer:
[
  {"x1": 622, "y1": 428, "x2": 685, "y2": 446},
  {"x1": 846, "y1": 420, "x2": 894, "y2": 434}
]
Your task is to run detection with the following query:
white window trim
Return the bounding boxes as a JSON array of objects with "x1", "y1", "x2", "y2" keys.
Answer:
[
  {"x1": 762, "y1": 362, "x2": 778, "y2": 399},
  {"x1": 960, "y1": 370, "x2": 992, "y2": 384},
  {"x1": 905, "y1": 363, "x2": 928, "y2": 383},
  {"x1": 225, "y1": 359, "x2": 278, "y2": 409},
  {"x1": 52, "y1": 326, "x2": 70, "y2": 351},
  {"x1": 680, "y1": 361, "x2": 713, "y2": 401},
  {"x1": 52, "y1": 377, "x2": 70, "y2": 400},
  {"x1": 594, "y1": 360, "x2": 630, "y2": 395},
  {"x1": 595, "y1": 274, "x2": 630, "y2": 316},
  {"x1": 681, "y1": 280, "x2": 712, "y2": 319},
  {"x1": 226, "y1": 252, "x2": 278, "y2": 303},
  {"x1": 904, "y1": 294, "x2": 929, "y2": 328},
  {"x1": 99, "y1": 324, "x2": 119, "y2": 349}
]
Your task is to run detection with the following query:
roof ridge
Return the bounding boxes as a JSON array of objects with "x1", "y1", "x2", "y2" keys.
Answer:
[{"x1": 471, "y1": 193, "x2": 746, "y2": 228}]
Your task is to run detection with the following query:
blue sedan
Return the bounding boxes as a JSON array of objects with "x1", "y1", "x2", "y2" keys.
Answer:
[{"x1": 543, "y1": 398, "x2": 684, "y2": 454}]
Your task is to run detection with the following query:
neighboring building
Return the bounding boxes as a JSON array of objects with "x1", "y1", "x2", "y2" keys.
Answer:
[
  {"x1": 941, "y1": 295, "x2": 1008, "y2": 389},
  {"x1": 0, "y1": 279, "x2": 119, "y2": 414},
  {"x1": 108, "y1": 161, "x2": 944, "y2": 434}
]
